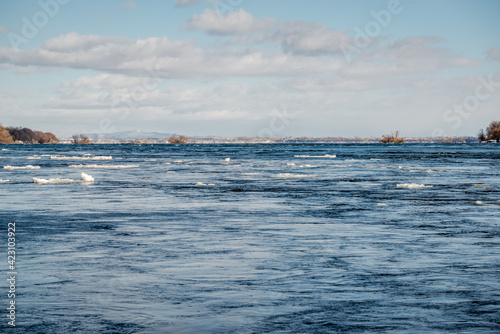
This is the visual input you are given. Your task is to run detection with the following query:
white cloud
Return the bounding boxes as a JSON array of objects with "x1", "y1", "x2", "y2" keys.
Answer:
[
  {"x1": 184, "y1": 8, "x2": 274, "y2": 35},
  {"x1": 270, "y1": 21, "x2": 351, "y2": 56},
  {"x1": 487, "y1": 47, "x2": 500, "y2": 61}
]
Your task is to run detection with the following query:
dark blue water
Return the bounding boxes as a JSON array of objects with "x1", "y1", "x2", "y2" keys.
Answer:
[{"x1": 1, "y1": 144, "x2": 499, "y2": 333}]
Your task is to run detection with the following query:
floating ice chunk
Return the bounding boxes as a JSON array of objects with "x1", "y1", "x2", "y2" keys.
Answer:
[
  {"x1": 475, "y1": 201, "x2": 486, "y2": 205},
  {"x1": 33, "y1": 177, "x2": 75, "y2": 184},
  {"x1": 397, "y1": 183, "x2": 433, "y2": 188},
  {"x1": 286, "y1": 163, "x2": 296, "y2": 167},
  {"x1": 377, "y1": 203, "x2": 388, "y2": 207},
  {"x1": 225, "y1": 158, "x2": 231, "y2": 162},
  {"x1": 50, "y1": 155, "x2": 112, "y2": 160},
  {"x1": 273, "y1": 173, "x2": 317, "y2": 178},
  {"x1": 4, "y1": 165, "x2": 41, "y2": 170},
  {"x1": 294, "y1": 154, "x2": 336, "y2": 158},
  {"x1": 81, "y1": 173, "x2": 94, "y2": 182},
  {"x1": 195, "y1": 182, "x2": 214, "y2": 186},
  {"x1": 1, "y1": 149, "x2": 8, "y2": 151},
  {"x1": 69, "y1": 164, "x2": 139, "y2": 169},
  {"x1": 300, "y1": 164, "x2": 317, "y2": 168},
  {"x1": 0, "y1": 179, "x2": 9, "y2": 183},
  {"x1": 26, "y1": 155, "x2": 41, "y2": 160}
]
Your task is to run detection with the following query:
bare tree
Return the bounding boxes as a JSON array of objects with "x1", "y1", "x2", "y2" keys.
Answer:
[
  {"x1": 72, "y1": 134, "x2": 92, "y2": 144},
  {"x1": 0, "y1": 124, "x2": 13, "y2": 144},
  {"x1": 380, "y1": 130, "x2": 405, "y2": 143},
  {"x1": 168, "y1": 135, "x2": 189, "y2": 144}
]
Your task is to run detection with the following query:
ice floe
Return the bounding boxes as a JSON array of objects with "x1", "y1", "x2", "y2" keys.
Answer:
[
  {"x1": 294, "y1": 154, "x2": 336, "y2": 158},
  {"x1": 195, "y1": 182, "x2": 215, "y2": 186},
  {"x1": 68, "y1": 164, "x2": 139, "y2": 169},
  {"x1": 50, "y1": 155, "x2": 112, "y2": 160},
  {"x1": 397, "y1": 183, "x2": 433, "y2": 188},
  {"x1": 273, "y1": 173, "x2": 317, "y2": 178},
  {"x1": 4, "y1": 165, "x2": 41, "y2": 170},
  {"x1": 33, "y1": 173, "x2": 95, "y2": 184}
]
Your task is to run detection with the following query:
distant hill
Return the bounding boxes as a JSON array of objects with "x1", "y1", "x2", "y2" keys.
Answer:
[{"x1": 85, "y1": 130, "x2": 173, "y2": 140}]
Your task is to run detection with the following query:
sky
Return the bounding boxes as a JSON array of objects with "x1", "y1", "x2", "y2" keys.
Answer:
[{"x1": 0, "y1": 0, "x2": 499, "y2": 138}]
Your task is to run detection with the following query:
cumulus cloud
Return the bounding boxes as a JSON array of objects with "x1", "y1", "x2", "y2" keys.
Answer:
[
  {"x1": 487, "y1": 47, "x2": 500, "y2": 61},
  {"x1": 184, "y1": 8, "x2": 274, "y2": 35}
]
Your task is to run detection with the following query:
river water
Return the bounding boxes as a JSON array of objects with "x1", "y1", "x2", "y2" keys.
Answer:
[{"x1": 1, "y1": 143, "x2": 499, "y2": 333}]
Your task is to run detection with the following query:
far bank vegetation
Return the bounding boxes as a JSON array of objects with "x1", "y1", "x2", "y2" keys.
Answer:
[
  {"x1": 71, "y1": 134, "x2": 92, "y2": 144},
  {"x1": 477, "y1": 121, "x2": 500, "y2": 142},
  {"x1": 380, "y1": 130, "x2": 405, "y2": 143},
  {"x1": 168, "y1": 135, "x2": 189, "y2": 144},
  {"x1": 0, "y1": 123, "x2": 59, "y2": 144}
]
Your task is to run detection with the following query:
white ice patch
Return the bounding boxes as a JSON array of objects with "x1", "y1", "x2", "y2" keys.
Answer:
[
  {"x1": 273, "y1": 173, "x2": 317, "y2": 178},
  {"x1": 295, "y1": 154, "x2": 336, "y2": 158},
  {"x1": 33, "y1": 173, "x2": 95, "y2": 184},
  {"x1": 68, "y1": 164, "x2": 139, "y2": 169},
  {"x1": 0, "y1": 179, "x2": 9, "y2": 183},
  {"x1": 475, "y1": 201, "x2": 487, "y2": 205},
  {"x1": 50, "y1": 155, "x2": 112, "y2": 160},
  {"x1": 4, "y1": 165, "x2": 41, "y2": 170},
  {"x1": 195, "y1": 182, "x2": 215, "y2": 186},
  {"x1": 397, "y1": 183, "x2": 433, "y2": 188}
]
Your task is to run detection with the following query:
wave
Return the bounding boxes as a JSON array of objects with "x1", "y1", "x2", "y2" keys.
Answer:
[
  {"x1": 241, "y1": 172, "x2": 260, "y2": 176},
  {"x1": 0, "y1": 179, "x2": 9, "y2": 183},
  {"x1": 286, "y1": 163, "x2": 296, "y2": 167},
  {"x1": 4, "y1": 165, "x2": 41, "y2": 170},
  {"x1": 68, "y1": 164, "x2": 139, "y2": 169},
  {"x1": 50, "y1": 155, "x2": 112, "y2": 160},
  {"x1": 272, "y1": 173, "x2": 317, "y2": 178},
  {"x1": 376, "y1": 203, "x2": 388, "y2": 207},
  {"x1": 26, "y1": 155, "x2": 41, "y2": 160},
  {"x1": 33, "y1": 173, "x2": 94, "y2": 184},
  {"x1": 299, "y1": 164, "x2": 317, "y2": 168},
  {"x1": 397, "y1": 183, "x2": 433, "y2": 188},
  {"x1": 294, "y1": 154, "x2": 336, "y2": 158}
]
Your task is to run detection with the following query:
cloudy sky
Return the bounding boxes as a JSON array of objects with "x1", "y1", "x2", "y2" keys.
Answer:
[{"x1": 0, "y1": 0, "x2": 499, "y2": 138}]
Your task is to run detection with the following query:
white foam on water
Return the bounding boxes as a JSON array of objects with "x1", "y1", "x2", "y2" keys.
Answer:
[
  {"x1": 300, "y1": 164, "x2": 317, "y2": 168},
  {"x1": 68, "y1": 164, "x2": 139, "y2": 169},
  {"x1": 1, "y1": 149, "x2": 8, "y2": 151},
  {"x1": 50, "y1": 155, "x2": 112, "y2": 160},
  {"x1": 377, "y1": 203, "x2": 388, "y2": 207},
  {"x1": 295, "y1": 154, "x2": 336, "y2": 158},
  {"x1": 241, "y1": 172, "x2": 260, "y2": 176},
  {"x1": 173, "y1": 160, "x2": 184, "y2": 163},
  {"x1": 4, "y1": 165, "x2": 41, "y2": 170},
  {"x1": 26, "y1": 155, "x2": 41, "y2": 160},
  {"x1": 166, "y1": 171, "x2": 176, "y2": 173},
  {"x1": 225, "y1": 158, "x2": 231, "y2": 162},
  {"x1": 286, "y1": 163, "x2": 296, "y2": 167},
  {"x1": 0, "y1": 179, "x2": 9, "y2": 183},
  {"x1": 273, "y1": 173, "x2": 317, "y2": 178},
  {"x1": 397, "y1": 183, "x2": 433, "y2": 188}
]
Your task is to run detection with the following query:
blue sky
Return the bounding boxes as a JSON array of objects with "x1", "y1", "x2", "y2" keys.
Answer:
[{"x1": 0, "y1": 0, "x2": 499, "y2": 138}]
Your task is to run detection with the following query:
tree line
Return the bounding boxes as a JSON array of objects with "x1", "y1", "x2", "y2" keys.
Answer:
[
  {"x1": 0, "y1": 124, "x2": 59, "y2": 144},
  {"x1": 478, "y1": 121, "x2": 500, "y2": 142}
]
